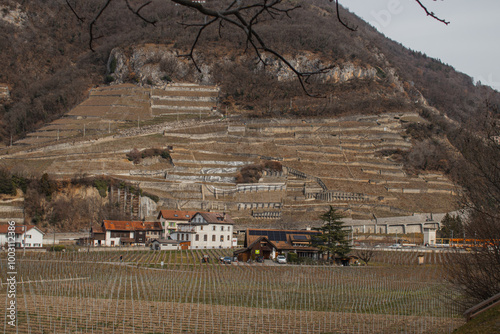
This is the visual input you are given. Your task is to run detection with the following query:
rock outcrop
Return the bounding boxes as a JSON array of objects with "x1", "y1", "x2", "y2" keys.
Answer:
[{"x1": 106, "y1": 45, "x2": 378, "y2": 87}]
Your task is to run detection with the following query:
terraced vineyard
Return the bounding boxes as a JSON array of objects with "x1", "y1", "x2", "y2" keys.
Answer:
[
  {"x1": 1, "y1": 83, "x2": 459, "y2": 226},
  {"x1": 0, "y1": 250, "x2": 463, "y2": 333}
]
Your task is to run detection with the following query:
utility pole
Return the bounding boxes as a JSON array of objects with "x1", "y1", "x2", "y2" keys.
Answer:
[
  {"x1": 88, "y1": 220, "x2": 91, "y2": 253},
  {"x1": 23, "y1": 225, "x2": 26, "y2": 257}
]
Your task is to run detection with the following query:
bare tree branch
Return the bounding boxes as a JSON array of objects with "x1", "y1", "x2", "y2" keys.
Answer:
[
  {"x1": 89, "y1": 0, "x2": 114, "y2": 52},
  {"x1": 170, "y1": 0, "x2": 331, "y2": 96},
  {"x1": 415, "y1": 0, "x2": 450, "y2": 25},
  {"x1": 178, "y1": 17, "x2": 218, "y2": 72},
  {"x1": 65, "y1": 0, "x2": 84, "y2": 23},
  {"x1": 125, "y1": 0, "x2": 157, "y2": 25},
  {"x1": 335, "y1": 0, "x2": 356, "y2": 31},
  {"x1": 67, "y1": 0, "x2": 450, "y2": 95}
]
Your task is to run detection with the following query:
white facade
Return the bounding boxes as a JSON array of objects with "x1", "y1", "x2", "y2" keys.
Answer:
[
  {"x1": 104, "y1": 230, "x2": 134, "y2": 247},
  {"x1": 0, "y1": 226, "x2": 44, "y2": 248},
  {"x1": 157, "y1": 210, "x2": 196, "y2": 238},
  {"x1": 150, "y1": 239, "x2": 181, "y2": 250},
  {"x1": 172, "y1": 222, "x2": 233, "y2": 249},
  {"x1": 423, "y1": 228, "x2": 437, "y2": 245}
]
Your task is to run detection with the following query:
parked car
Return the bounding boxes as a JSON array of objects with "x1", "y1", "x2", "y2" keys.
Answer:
[
  {"x1": 389, "y1": 244, "x2": 402, "y2": 249},
  {"x1": 223, "y1": 256, "x2": 232, "y2": 264},
  {"x1": 276, "y1": 255, "x2": 287, "y2": 264}
]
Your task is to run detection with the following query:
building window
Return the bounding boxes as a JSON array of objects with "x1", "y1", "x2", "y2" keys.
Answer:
[
  {"x1": 195, "y1": 234, "x2": 199, "y2": 241},
  {"x1": 212, "y1": 235, "x2": 216, "y2": 242},
  {"x1": 213, "y1": 226, "x2": 216, "y2": 231},
  {"x1": 200, "y1": 226, "x2": 203, "y2": 231},
  {"x1": 227, "y1": 235, "x2": 230, "y2": 241},
  {"x1": 204, "y1": 235, "x2": 207, "y2": 241},
  {"x1": 111, "y1": 232, "x2": 129, "y2": 238},
  {"x1": 220, "y1": 235, "x2": 224, "y2": 242},
  {"x1": 220, "y1": 226, "x2": 224, "y2": 231}
]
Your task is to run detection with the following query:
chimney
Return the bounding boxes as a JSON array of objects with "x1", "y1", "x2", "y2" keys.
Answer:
[{"x1": 223, "y1": 212, "x2": 226, "y2": 221}]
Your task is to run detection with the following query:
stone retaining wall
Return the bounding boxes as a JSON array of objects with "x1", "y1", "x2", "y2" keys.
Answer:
[
  {"x1": 387, "y1": 188, "x2": 456, "y2": 195},
  {"x1": 251, "y1": 211, "x2": 281, "y2": 219},
  {"x1": 130, "y1": 170, "x2": 166, "y2": 176},
  {"x1": 310, "y1": 191, "x2": 368, "y2": 202},
  {"x1": 238, "y1": 202, "x2": 282, "y2": 210},
  {"x1": 174, "y1": 159, "x2": 248, "y2": 166}
]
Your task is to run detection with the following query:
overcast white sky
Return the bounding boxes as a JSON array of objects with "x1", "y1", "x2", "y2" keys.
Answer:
[{"x1": 339, "y1": 0, "x2": 500, "y2": 91}]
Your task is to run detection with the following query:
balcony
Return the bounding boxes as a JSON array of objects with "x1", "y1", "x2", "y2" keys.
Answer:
[{"x1": 177, "y1": 226, "x2": 196, "y2": 233}]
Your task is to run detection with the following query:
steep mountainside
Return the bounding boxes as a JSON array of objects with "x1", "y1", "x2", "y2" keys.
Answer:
[
  {"x1": 0, "y1": 0, "x2": 498, "y2": 231},
  {"x1": 0, "y1": 0, "x2": 499, "y2": 145}
]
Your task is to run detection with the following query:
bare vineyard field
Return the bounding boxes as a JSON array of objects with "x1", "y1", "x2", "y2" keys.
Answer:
[{"x1": 0, "y1": 250, "x2": 463, "y2": 333}]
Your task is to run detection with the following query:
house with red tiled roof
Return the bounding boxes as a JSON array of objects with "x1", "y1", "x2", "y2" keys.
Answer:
[
  {"x1": 97, "y1": 220, "x2": 162, "y2": 246},
  {"x1": 171, "y1": 212, "x2": 234, "y2": 249},
  {"x1": 157, "y1": 210, "x2": 198, "y2": 237},
  {"x1": 234, "y1": 228, "x2": 321, "y2": 261},
  {"x1": 0, "y1": 224, "x2": 44, "y2": 248}
]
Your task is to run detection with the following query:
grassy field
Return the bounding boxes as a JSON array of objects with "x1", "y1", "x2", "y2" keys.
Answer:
[{"x1": 0, "y1": 249, "x2": 464, "y2": 333}]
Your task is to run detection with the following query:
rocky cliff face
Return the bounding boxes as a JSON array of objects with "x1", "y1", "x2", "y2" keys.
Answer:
[
  {"x1": 107, "y1": 45, "x2": 213, "y2": 85},
  {"x1": 107, "y1": 45, "x2": 379, "y2": 87},
  {"x1": 0, "y1": 4, "x2": 28, "y2": 27},
  {"x1": 0, "y1": 84, "x2": 10, "y2": 100},
  {"x1": 0, "y1": 84, "x2": 10, "y2": 107}
]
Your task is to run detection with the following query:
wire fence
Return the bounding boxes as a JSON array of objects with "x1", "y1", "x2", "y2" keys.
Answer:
[{"x1": 0, "y1": 250, "x2": 463, "y2": 333}]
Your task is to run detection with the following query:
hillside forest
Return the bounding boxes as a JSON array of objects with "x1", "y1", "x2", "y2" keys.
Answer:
[{"x1": 0, "y1": 0, "x2": 499, "y2": 145}]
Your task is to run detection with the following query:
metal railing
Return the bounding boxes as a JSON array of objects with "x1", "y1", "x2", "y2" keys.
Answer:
[{"x1": 463, "y1": 291, "x2": 500, "y2": 322}]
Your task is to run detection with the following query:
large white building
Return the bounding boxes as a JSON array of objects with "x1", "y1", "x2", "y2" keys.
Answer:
[
  {"x1": 157, "y1": 210, "x2": 197, "y2": 237},
  {"x1": 171, "y1": 212, "x2": 234, "y2": 249},
  {"x1": 0, "y1": 224, "x2": 44, "y2": 248}
]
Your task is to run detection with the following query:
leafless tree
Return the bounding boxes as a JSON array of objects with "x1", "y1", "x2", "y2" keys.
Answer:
[
  {"x1": 66, "y1": 0, "x2": 448, "y2": 96},
  {"x1": 355, "y1": 247, "x2": 375, "y2": 265},
  {"x1": 444, "y1": 117, "x2": 500, "y2": 307}
]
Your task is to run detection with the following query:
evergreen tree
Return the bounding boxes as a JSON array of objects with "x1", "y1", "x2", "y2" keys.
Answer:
[
  {"x1": 438, "y1": 213, "x2": 464, "y2": 239},
  {"x1": 312, "y1": 206, "x2": 351, "y2": 261}
]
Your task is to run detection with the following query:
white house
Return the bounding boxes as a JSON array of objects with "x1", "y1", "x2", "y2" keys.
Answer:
[
  {"x1": 157, "y1": 210, "x2": 197, "y2": 237},
  {"x1": 0, "y1": 224, "x2": 44, "y2": 248},
  {"x1": 150, "y1": 239, "x2": 183, "y2": 251},
  {"x1": 171, "y1": 212, "x2": 234, "y2": 249},
  {"x1": 91, "y1": 220, "x2": 162, "y2": 247}
]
